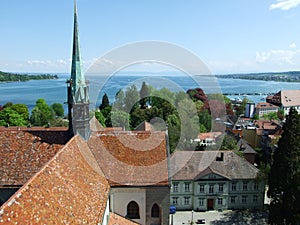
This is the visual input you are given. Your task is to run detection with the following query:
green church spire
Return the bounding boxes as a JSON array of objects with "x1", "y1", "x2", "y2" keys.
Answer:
[
  {"x1": 68, "y1": 0, "x2": 90, "y2": 140},
  {"x1": 71, "y1": 0, "x2": 88, "y2": 103}
]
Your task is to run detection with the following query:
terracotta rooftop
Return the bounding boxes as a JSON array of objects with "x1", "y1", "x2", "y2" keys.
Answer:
[
  {"x1": 198, "y1": 132, "x2": 223, "y2": 140},
  {"x1": 89, "y1": 116, "x2": 105, "y2": 132},
  {"x1": 171, "y1": 151, "x2": 259, "y2": 181},
  {"x1": 256, "y1": 102, "x2": 279, "y2": 109},
  {"x1": 279, "y1": 90, "x2": 300, "y2": 107},
  {"x1": 0, "y1": 128, "x2": 70, "y2": 186},
  {"x1": 88, "y1": 131, "x2": 169, "y2": 186},
  {"x1": 255, "y1": 120, "x2": 282, "y2": 135},
  {"x1": 108, "y1": 212, "x2": 140, "y2": 225},
  {"x1": 135, "y1": 121, "x2": 154, "y2": 131},
  {"x1": 0, "y1": 135, "x2": 110, "y2": 224}
]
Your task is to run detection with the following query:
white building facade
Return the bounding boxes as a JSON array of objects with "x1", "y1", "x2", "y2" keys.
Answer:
[{"x1": 170, "y1": 151, "x2": 264, "y2": 211}]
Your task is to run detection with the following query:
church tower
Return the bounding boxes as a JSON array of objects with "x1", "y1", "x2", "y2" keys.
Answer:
[{"x1": 67, "y1": 0, "x2": 90, "y2": 140}]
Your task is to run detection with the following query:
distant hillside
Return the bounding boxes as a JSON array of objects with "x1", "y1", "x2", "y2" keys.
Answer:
[
  {"x1": 0, "y1": 71, "x2": 58, "y2": 82},
  {"x1": 216, "y1": 71, "x2": 300, "y2": 82}
]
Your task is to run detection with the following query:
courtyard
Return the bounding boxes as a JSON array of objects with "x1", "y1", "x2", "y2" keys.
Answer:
[{"x1": 170, "y1": 210, "x2": 268, "y2": 225}]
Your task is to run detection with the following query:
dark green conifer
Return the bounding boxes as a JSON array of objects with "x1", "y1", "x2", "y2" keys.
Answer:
[{"x1": 268, "y1": 107, "x2": 300, "y2": 224}]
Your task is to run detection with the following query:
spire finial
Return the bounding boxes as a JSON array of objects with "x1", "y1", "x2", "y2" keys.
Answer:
[{"x1": 74, "y1": 0, "x2": 77, "y2": 14}]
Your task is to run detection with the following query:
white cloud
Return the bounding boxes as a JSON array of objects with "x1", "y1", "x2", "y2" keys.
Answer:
[
  {"x1": 270, "y1": 0, "x2": 300, "y2": 10},
  {"x1": 290, "y1": 43, "x2": 297, "y2": 48},
  {"x1": 255, "y1": 49, "x2": 298, "y2": 65}
]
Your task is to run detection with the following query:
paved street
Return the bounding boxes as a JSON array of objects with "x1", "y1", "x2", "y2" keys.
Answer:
[{"x1": 170, "y1": 210, "x2": 268, "y2": 225}]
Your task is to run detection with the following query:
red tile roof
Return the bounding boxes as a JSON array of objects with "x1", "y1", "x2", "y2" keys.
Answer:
[
  {"x1": 0, "y1": 128, "x2": 70, "y2": 186},
  {"x1": 0, "y1": 135, "x2": 110, "y2": 224},
  {"x1": 88, "y1": 131, "x2": 169, "y2": 186},
  {"x1": 256, "y1": 102, "x2": 279, "y2": 109},
  {"x1": 198, "y1": 132, "x2": 223, "y2": 140},
  {"x1": 108, "y1": 212, "x2": 140, "y2": 225},
  {"x1": 135, "y1": 121, "x2": 154, "y2": 131}
]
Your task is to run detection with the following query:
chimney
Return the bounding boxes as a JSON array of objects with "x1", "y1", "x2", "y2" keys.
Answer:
[{"x1": 216, "y1": 152, "x2": 224, "y2": 161}]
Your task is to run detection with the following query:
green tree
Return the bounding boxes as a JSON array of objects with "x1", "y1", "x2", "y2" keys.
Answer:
[
  {"x1": 11, "y1": 104, "x2": 29, "y2": 121},
  {"x1": 95, "y1": 111, "x2": 106, "y2": 127},
  {"x1": 139, "y1": 81, "x2": 149, "y2": 109},
  {"x1": 124, "y1": 85, "x2": 139, "y2": 112},
  {"x1": 111, "y1": 110, "x2": 130, "y2": 130},
  {"x1": 130, "y1": 108, "x2": 147, "y2": 129},
  {"x1": 277, "y1": 109, "x2": 285, "y2": 120},
  {"x1": 174, "y1": 91, "x2": 189, "y2": 107},
  {"x1": 99, "y1": 93, "x2": 110, "y2": 110},
  {"x1": 3, "y1": 102, "x2": 13, "y2": 109},
  {"x1": 198, "y1": 109, "x2": 212, "y2": 132},
  {"x1": 51, "y1": 103, "x2": 64, "y2": 117},
  {"x1": 220, "y1": 134, "x2": 238, "y2": 150},
  {"x1": 268, "y1": 108, "x2": 300, "y2": 224},
  {"x1": 252, "y1": 114, "x2": 259, "y2": 120},
  {"x1": 262, "y1": 112, "x2": 279, "y2": 120},
  {"x1": 235, "y1": 98, "x2": 249, "y2": 116},
  {"x1": 177, "y1": 98, "x2": 199, "y2": 149},
  {"x1": 113, "y1": 89, "x2": 125, "y2": 110},
  {"x1": 166, "y1": 114, "x2": 181, "y2": 153},
  {"x1": 0, "y1": 107, "x2": 27, "y2": 126},
  {"x1": 30, "y1": 98, "x2": 54, "y2": 126}
]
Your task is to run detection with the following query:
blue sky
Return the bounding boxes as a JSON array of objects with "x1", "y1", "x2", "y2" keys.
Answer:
[{"x1": 1, "y1": 0, "x2": 300, "y2": 74}]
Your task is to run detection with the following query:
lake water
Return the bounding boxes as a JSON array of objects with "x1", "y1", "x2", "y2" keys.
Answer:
[{"x1": 0, "y1": 72, "x2": 299, "y2": 112}]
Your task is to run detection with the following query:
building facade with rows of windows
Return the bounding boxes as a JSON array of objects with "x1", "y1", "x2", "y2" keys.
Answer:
[{"x1": 170, "y1": 151, "x2": 265, "y2": 211}]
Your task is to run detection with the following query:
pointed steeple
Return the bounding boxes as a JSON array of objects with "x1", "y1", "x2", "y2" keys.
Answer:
[
  {"x1": 67, "y1": 0, "x2": 90, "y2": 140},
  {"x1": 71, "y1": 0, "x2": 88, "y2": 103}
]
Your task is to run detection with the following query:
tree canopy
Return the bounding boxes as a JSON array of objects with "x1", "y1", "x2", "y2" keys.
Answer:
[{"x1": 268, "y1": 107, "x2": 300, "y2": 224}]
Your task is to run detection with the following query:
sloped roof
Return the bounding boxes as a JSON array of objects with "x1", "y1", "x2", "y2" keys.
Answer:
[
  {"x1": 89, "y1": 116, "x2": 105, "y2": 132},
  {"x1": 0, "y1": 135, "x2": 110, "y2": 224},
  {"x1": 0, "y1": 128, "x2": 70, "y2": 186},
  {"x1": 237, "y1": 139, "x2": 257, "y2": 154},
  {"x1": 134, "y1": 121, "x2": 154, "y2": 131},
  {"x1": 88, "y1": 131, "x2": 169, "y2": 186},
  {"x1": 279, "y1": 90, "x2": 300, "y2": 107},
  {"x1": 108, "y1": 212, "x2": 140, "y2": 225},
  {"x1": 198, "y1": 132, "x2": 223, "y2": 140},
  {"x1": 171, "y1": 151, "x2": 258, "y2": 181},
  {"x1": 256, "y1": 102, "x2": 279, "y2": 109}
]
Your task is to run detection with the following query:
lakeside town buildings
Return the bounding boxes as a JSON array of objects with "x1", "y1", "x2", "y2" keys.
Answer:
[{"x1": 0, "y1": 1, "x2": 287, "y2": 224}]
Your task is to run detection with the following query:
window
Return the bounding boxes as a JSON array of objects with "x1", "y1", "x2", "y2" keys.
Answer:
[
  {"x1": 198, "y1": 198, "x2": 204, "y2": 206},
  {"x1": 184, "y1": 197, "x2": 190, "y2": 205},
  {"x1": 199, "y1": 184, "x2": 204, "y2": 193},
  {"x1": 126, "y1": 201, "x2": 140, "y2": 219},
  {"x1": 242, "y1": 196, "x2": 247, "y2": 204},
  {"x1": 230, "y1": 196, "x2": 236, "y2": 204},
  {"x1": 172, "y1": 197, "x2": 178, "y2": 205},
  {"x1": 217, "y1": 198, "x2": 223, "y2": 205},
  {"x1": 219, "y1": 184, "x2": 224, "y2": 192},
  {"x1": 151, "y1": 204, "x2": 160, "y2": 218},
  {"x1": 254, "y1": 183, "x2": 259, "y2": 191},
  {"x1": 253, "y1": 195, "x2": 258, "y2": 203},
  {"x1": 209, "y1": 184, "x2": 214, "y2": 194},
  {"x1": 243, "y1": 182, "x2": 248, "y2": 191},
  {"x1": 208, "y1": 174, "x2": 216, "y2": 179},
  {"x1": 231, "y1": 183, "x2": 237, "y2": 191},
  {"x1": 184, "y1": 183, "x2": 190, "y2": 192},
  {"x1": 173, "y1": 183, "x2": 178, "y2": 192}
]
